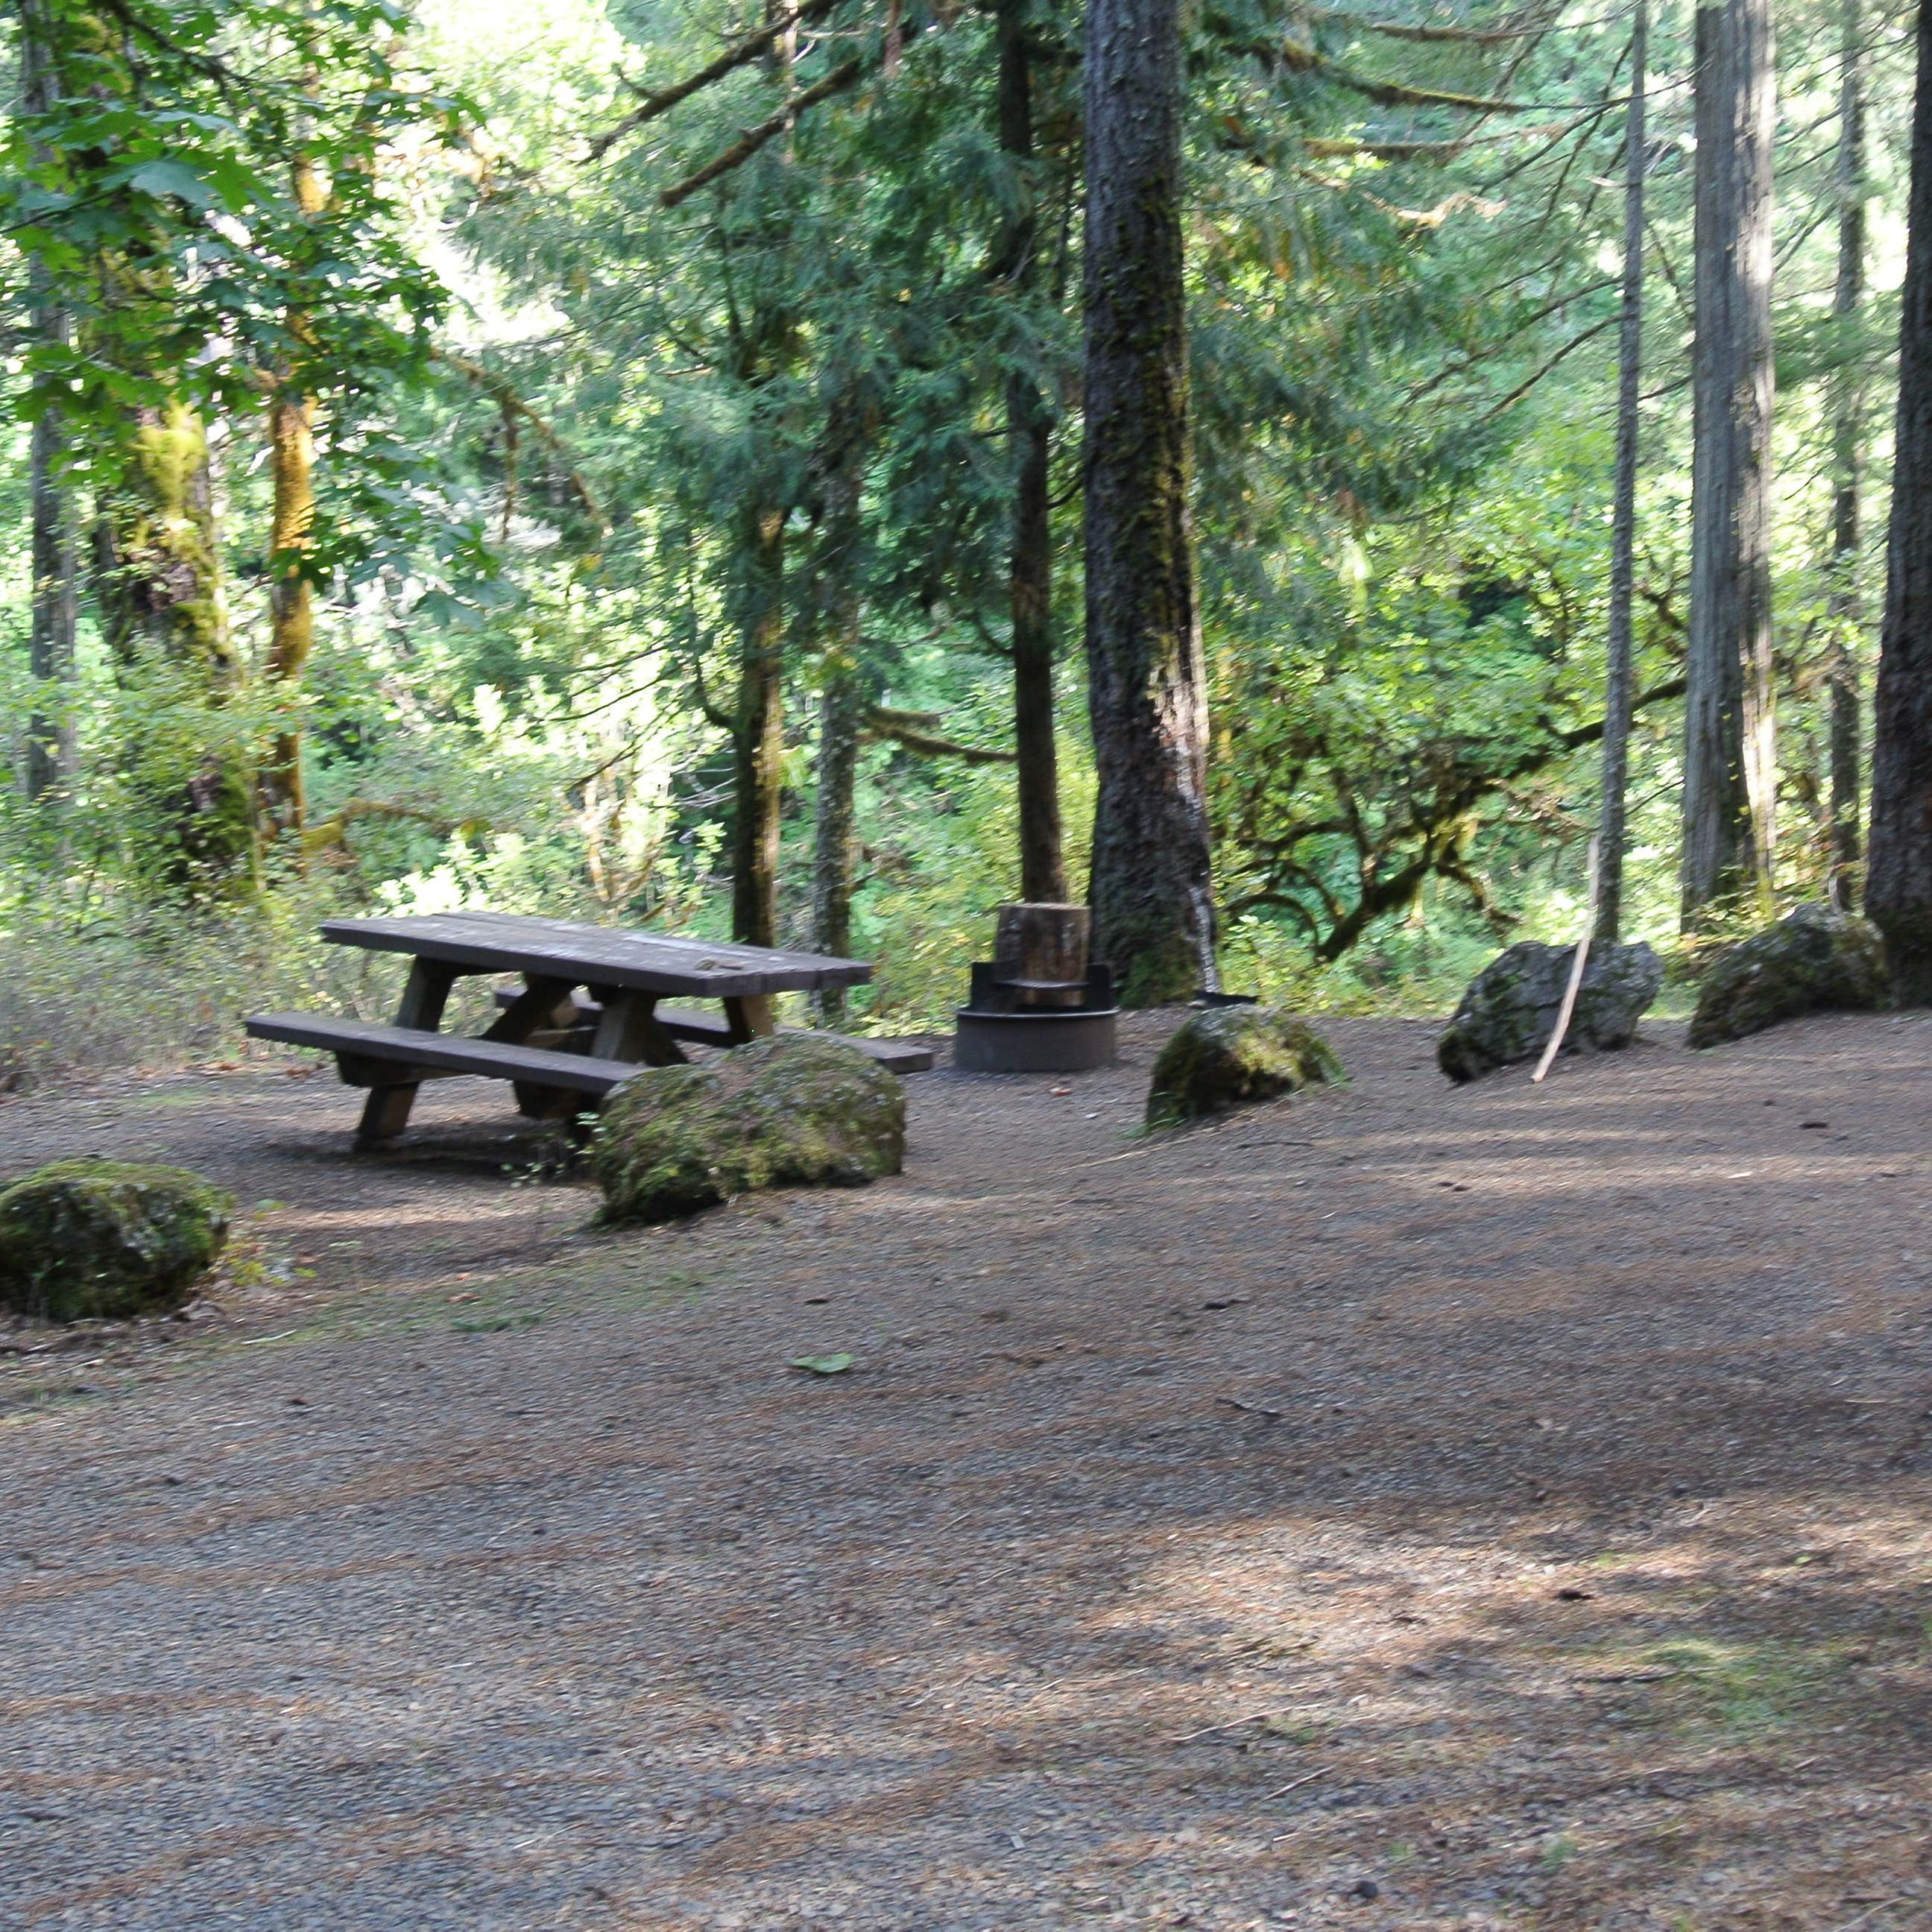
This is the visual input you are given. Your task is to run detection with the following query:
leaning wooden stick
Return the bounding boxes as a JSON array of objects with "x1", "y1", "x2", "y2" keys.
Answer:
[{"x1": 1532, "y1": 832, "x2": 1601, "y2": 1084}]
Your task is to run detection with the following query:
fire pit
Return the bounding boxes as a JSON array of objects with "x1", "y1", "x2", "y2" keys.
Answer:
[{"x1": 953, "y1": 903, "x2": 1120, "y2": 1073}]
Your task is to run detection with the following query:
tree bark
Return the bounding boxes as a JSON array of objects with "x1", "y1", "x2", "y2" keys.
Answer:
[
  {"x1": 261, "y1": 142, "x2": 329, "y2": 838},
  {"x1": 21, "y1": 0, "x2": 78, "y2": 804},
  {"x1": 1599, "y1": 0, "x2": 1647, "y2": 945},
  {"x1": 1825, "y1": 0, "x2": 1866, "y2": 909},
  {"x1": 731, "y1": 501, "x2": 786, "y2": 948},
  {"x1": 998, "y1": 0, "x2": 1066, "y2": 905},
  {"x1": 1683, "y1": 0, "x2": 1776, "y2": 924},
  {"x1": 812, "y1": 656, "x2": 863, "y2": 1011},
  {"x1": 1082, "y1": 0, "x2": 1218, "y2": 1003},
  {"x1": 810, "y1": 409, "x2": 872, "y2": 1019},
  {"x1": 1866, "y1": 0, "x2": 1932, "y2": 1000}
]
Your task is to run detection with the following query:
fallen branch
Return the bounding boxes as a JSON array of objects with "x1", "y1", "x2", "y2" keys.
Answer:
[{"x1": 1532, "y1": 831, "x2": 1600, "y2": 1082}]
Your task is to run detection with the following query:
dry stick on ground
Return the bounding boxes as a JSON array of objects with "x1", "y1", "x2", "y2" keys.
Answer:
[{"x1": 1532, "y1": 832, "x2": 1601, "y2": 1082}]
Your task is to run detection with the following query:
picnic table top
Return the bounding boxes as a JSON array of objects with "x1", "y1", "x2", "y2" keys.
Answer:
[{"x1": 320, "y1": 912, "x2": 873, "y2": 998}]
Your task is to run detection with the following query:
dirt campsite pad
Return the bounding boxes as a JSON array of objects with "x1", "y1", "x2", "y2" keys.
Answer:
[{"x1": 2, "y1": 1011, "x2": 1931, "y2": 1930}]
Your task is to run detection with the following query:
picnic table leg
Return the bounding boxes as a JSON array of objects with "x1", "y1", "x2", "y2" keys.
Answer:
[
  {"x1": 590, "y1": 989, "x2": 687, "y2": 1066},
  {"x1": 722, "y1": 994, "x2": 776, "y2": 1044},
  {"x1": 356, "y1": 958, "x2": 455, "y2": 1146}
]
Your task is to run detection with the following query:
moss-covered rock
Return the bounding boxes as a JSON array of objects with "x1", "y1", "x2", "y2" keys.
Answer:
[
  {"x1": 1146, "y1": 1007, "x2": 1342, "y2": 1128},
  {"x1": 0, "y1": 1159, "x2": 232, "y2": 1323},
  {"x1": 1687, "y1": 903, "x2": 1887, "y2": 1048},
  {"x1": 592, "y1": 1033, "x2": 905, "y2": 1225},
  {"x1": 1439, "y1": 939, "x2": 1661, "y2": 1083}
]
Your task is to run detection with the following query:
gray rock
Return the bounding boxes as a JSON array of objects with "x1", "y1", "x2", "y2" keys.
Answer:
[
  {"x1": 1439, "y1": 939, "x2": 1661, "y2": 1083},
  {"x1": 0, "y1": 1159, "x2": 233, "y2": 1323},
  {"x1": 1687, "y1": 902, "x2": 1887, "y2": 1048},
  {"x1": 1146, "y1": 1007, "x2": 1342, "y2": 1128},
  {"x1": 592, "y1": 1032, "x2": 905, "y2": 1225}
]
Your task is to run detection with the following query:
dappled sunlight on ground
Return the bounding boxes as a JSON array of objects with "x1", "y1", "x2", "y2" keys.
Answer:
[{"x1": 2, "y1": 1010, "x2": 1931, "y2": 1927}]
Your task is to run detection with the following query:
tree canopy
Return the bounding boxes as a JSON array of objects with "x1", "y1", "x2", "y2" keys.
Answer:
[{"x1": 1, "y1": 0, "x2": 1925, "y2": 1045}]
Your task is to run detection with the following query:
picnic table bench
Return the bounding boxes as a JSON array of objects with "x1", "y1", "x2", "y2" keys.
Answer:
[{"x1": 246, "y1": 912, "x2": 931, "y2": 1146}]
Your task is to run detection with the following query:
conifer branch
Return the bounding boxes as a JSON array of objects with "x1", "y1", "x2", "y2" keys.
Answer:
[
  {"x1": 660, "y1": 56, "x2": 870, "y2": 206},
  {"x1": 588, "y1": 0, "x2": 842, "y2": 162}
]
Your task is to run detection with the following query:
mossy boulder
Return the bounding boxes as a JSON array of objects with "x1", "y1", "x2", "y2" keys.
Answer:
[
  {"x1": 1687, "y1": 903, "x2": 1887, "y2": 1049},
  {"x1": 592, "y1": 1032, "x2": 905, "y2": 1225},
  {"x1": 0, "y1": 1159, "x2": 233, "y2": 1323},
  {"x1": 1146, "y1": 1007, "x2": 1342, "y2": 1128},
  {"x1": 1439, "y1": 938, "x2": 1661, "y2": 1083}
]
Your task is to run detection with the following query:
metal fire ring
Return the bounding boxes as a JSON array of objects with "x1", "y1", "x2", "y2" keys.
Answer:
[{"x1": 951, "y1": 1006, "x2": 1120, "y2": 1074}]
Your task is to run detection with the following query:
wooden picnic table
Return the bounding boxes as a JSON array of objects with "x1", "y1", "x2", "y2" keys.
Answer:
[{"x1": 246, "y1": 912, "x2": 927, "y2": 1146}]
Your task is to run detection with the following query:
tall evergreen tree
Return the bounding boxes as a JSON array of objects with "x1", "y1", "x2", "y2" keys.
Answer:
[
  {"x1": 1866, "y1": 0, "x2": 1932, "y2": 999},
  {"x1": 1082, "y1": 0, "x2": 1217, "y2": 1003}
]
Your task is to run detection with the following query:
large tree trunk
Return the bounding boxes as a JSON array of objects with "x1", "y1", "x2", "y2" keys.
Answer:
[
  {"x1": 998, "y1": 0, "x2": 1066, "y2": 905},
  {"x1": 1825, "y1": 0, "x2": 1867, "y2": 910},
  {"x1": 1866, "y1": 0, "x2": 1932, "y2": 1000},
  {"x1": 1599, "y1": 0, "x2": 1648, "y2": 945},
  {"x1": 1082, "y1": 0, "x2": 1217, "y2": 1003},
  {"x1": 731, "y1": 501, "x2": 786, "y2": 947},
  {"x1": 260, "y1": 145, "x2": 329, "y2": 838},
  {"x1": 94, "y1": 401, "x2": 259, "y2": 896},
  {"x1": 21, "y1": 0, "x2": 77, "y2": 804},
  {"x1": 1682, "y1": 0, "x2": 1777, "y2": 924}
]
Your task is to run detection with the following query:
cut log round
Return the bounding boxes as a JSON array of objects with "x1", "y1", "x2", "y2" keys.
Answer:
[{"x1": 994, "y1": 902, "x2": 1092, "y2": 1008}]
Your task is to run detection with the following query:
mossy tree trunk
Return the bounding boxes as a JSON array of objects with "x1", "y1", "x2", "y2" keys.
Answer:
[
  {"x1": 260, "y1": 142, "x2": 329, "y2": 839},
  {"x1": 94, "y1": 400, "x2": 259, "y2": 897},
  {"x1": 1081, "y1": 0, "x2": 1217, "y2": 1003}
]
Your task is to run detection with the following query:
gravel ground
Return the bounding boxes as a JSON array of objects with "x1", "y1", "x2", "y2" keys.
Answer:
[{"x1": 2, "y1": 1009, "x2": 1931, "y2": 1931}]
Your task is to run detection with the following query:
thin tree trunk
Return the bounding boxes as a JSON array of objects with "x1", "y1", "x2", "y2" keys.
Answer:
[
  {"x1": 1599, "y1": 0, "x2": 1647, "y2": 946},
  {"x1": 1082, "y1": 0, "x2": 1217, "y2": 1003},
  {"x1": 21, "y1": 0, "x2": 77, "y2": 804},
  {"x1": 1825, "y1": 0, "x2": 1867, "y2": 909},
  {"x1": 1866, "y1": 0, "x2": 1932, "y2": 1000},
  {"x1": 731, "y1": 502, "x2": 786, "y2": 947},
  {"x1": 998, "y1": 0, "x2": 1066, "y2": 904},
  {"x1": 261, "y1": 143, "x2": 329, "y2": 838},
  {"x1": 812, "y1": 657, "x2": 863, "y2": 1014},
  {"x1": 1683, "y1": 0, "x2": 1776, "y2": 924},
  {"x1": 810, "y1": 409, "x2": 873, "y2": 1019}
]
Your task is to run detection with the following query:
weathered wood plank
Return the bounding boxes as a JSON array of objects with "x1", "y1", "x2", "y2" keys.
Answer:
[
  {"x1": 321, "y1": 912, "x2": 871, "y2": 997},
  {"x1": 246, "y1": 1013, "x2": 638, "y2": 1096},
  {"x1": 488, "y1": 988, "x2": 935, "y2": 1071}
]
